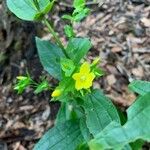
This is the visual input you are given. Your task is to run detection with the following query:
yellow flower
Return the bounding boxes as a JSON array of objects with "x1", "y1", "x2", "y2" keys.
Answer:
[
  {"x1": 52, "y1": 89, "x2": 62, "y2": 97},
  {"x1": 72, "y1": 62, "x2": 95, "y2": 90}
]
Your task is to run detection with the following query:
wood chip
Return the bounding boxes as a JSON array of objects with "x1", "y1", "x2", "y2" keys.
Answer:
[
  {"x1": 106, "y1": 75, "x2": 116, "y2": 85},
  {"x1": 141, "y1": 18, "x2": 150, "y2": 27},
  {"x1": 111, "y1": 46, "x2": 122, "y2": 53},
  {"x1": 132, "y1": 66, "x2": 144, "y2": 77}
]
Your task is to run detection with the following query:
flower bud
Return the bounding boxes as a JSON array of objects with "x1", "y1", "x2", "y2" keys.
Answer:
[{"x1": 51, "y1": 89, "x2": 62, "y2": 97}]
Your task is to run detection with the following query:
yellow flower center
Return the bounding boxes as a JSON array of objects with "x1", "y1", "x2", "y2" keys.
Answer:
[{"x1": 80, "y1": 75, "x2": 86, "y2": 82}]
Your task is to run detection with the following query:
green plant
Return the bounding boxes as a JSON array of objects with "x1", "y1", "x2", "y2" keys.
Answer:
[{"x1": 7, "y1": 0, "x2": 150, "y2": 150}]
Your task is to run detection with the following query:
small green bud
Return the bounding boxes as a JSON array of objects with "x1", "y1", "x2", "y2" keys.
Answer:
[
  {"x1": 14, "y1": 76, "x2": 31, "y2": 94},
  {"x1": 34, "y1": 81, "x2": 49, "y2": 94}
]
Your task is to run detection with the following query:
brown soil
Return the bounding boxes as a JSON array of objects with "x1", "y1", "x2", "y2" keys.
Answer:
[{"x1": 0, "y1": 0, "x2": 150, "y2": 149}]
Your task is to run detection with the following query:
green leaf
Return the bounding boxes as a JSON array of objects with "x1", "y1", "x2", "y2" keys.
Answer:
[
  {"x1": 55, "y1": 77, "x2": 75, "y2": 100},
  {"x1": 76, "y1": 143, "x2": 89, "y2": 150},
  {"x1": 89, "y1": 92, "x2": 150, "y2": 149},
  {"x1": 36, "y1": 37, "x2": 65, "y2": 80},
  {"x1": 7, "y1": 0, "x2": 55, "y2": 21},
  {"x1": 55, "y1": 103, "x2": 67, "y2": 124},
  {"x1": 89, "y1": 141, "x2": 104, "y2": 150},
  {"x1": 130, "y1": 139, "x2": 144, "y2": 150},
  {"x1": 56, "y1": 103, "x2": 76, "y2": 123},
  {"x1": 64, "y1": 25, "x2": 75, "y2": 38},
  {"x1": 123, "y1": 145, "x2": 132, "y2": 150},
  {"x1": 66, "y1": 38, "x2": 92, "y2": 64},
  {"x1": 80, "y1": 118, "x2": 92, "y2": 142},
  {"x1": 73, "y1": 8, "x2": 90, "y2": 22},
  {"x1": 129, "y1": 80, "x2": 150, "y2": 95},
  {"x1": 41, "y1": 0, "x2": 55, "y2": 15},
  {"x1": 33, "y1": 120, "x2": 84, "y2": 150},
  {"x1": 73, "y1": 0, "x2": 85, "y2": 9},
  {"x1": 61, "y1": 58, "x2": 75, "y2": 77},
  {"x1": 117, "y1": 108, "x2": 127, "y2": 125},
  {"x1": 62, "y1": 15, "x2": 74, "y2": 21},
  {"x1": 83, "y1": 90, "x2": 120, "y2": 136},
  {"x1": 56, "y1": 102, "x2": 83, "y2": 124}
]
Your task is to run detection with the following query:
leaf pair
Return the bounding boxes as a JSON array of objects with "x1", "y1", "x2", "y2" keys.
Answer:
[
  {"x1": 33, "y1": 89, "x2": 120, "y2": 150},
  {"x1": 89, "y1": 92, "x2": 150, "y2": 150},
  {"x1": 7, "y1": 0, "x2": 55, "y2": 21},
  {"x1": 36, "y1": 37, "x2": 92, "y2": 80},
  {"x1": 62, "y1": 0, "x2": 90, "y2": 22},
  {"x1": 88, "y1": 80, "x2": 150, "y2": 149}
]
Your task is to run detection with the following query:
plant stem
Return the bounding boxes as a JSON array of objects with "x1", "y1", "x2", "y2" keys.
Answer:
[{"x1": 44, "y1": 18, "x2": 69, "y2": 58}]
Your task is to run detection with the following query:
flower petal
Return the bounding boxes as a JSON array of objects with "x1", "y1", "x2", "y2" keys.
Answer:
[
  {"x1": 83, "y1": 72, "x2": 95, "y2": 89},
  {"x1": 80, "y1": 62, "x2": 90, "y2": 73},
  {"x1": 72, "y1": 73, "x2": 80, "y2": 80},
  {"x1": 75, "y1": 80, "x2": 83, "y2": 90},
  {"x1": 88, "y1": 72, "x2": 95, "y2": 81}
]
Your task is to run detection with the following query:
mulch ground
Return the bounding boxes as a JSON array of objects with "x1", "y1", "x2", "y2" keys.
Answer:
[{"x1": 0, "y1": 0, "x2": 150, "y2": 149}]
